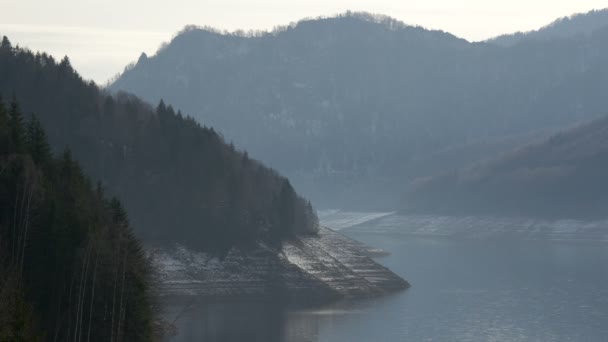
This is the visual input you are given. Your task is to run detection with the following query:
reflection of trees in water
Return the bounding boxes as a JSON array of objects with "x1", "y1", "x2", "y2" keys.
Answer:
[{"x1": 170, "y1": 300, "x2": 322, "y2": 342}]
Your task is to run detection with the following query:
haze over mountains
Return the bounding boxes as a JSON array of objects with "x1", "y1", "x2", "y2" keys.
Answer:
[
  {"x1": 0, "y1": 38, "x2": 318, "y2": 256},
  {"x1": 489, "y1": 9, "x2": 608, "y2": 46},
  {"x1": 405, "y1": 116, "x2": 608, "y2": 219},
  {"x1": 110, "y1": 9, "x2": 608, "y2": 210},
  {"x1": 4, "y1": 5, "x2": 608, "y2": 340},
  {"x1": 0, "y1": 35, "x2": 325, "y2": 339}
]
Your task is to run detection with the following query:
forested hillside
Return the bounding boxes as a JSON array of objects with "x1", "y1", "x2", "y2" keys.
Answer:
[
  {"x1": 489, "y1": 9, "x2": 608, "y2": 47},
  {"x1": 404, "y1": 116, "x2": 608, "y2": 219},
  {"x1": 110, "y1": 10, "x2": 608, "y2": 208},
  {"x1": 0, "y1": 97, "x2": 154, "y2": 341},
  {"x1": 0, "y1": 36, "x2": 318, "y2": 256}
]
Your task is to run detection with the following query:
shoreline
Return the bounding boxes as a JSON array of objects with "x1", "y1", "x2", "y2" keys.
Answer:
[{"x1": 150, "y1": 227, "x2": 409, "y2": 302}]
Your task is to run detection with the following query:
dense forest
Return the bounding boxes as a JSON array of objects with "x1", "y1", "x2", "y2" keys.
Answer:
[
  {"x1": 403, "y1": 116, "x2": 608, "y2": 219},
  {"x1": 110, "y1": 10, "x2": 608, "y2": 209},
  {"x1": 0, "y1": 96, "x2": 155, "y2": 341},
  {"x1": 489, "y1": 9, "x2": 608, "y2": 47},
  {"x1": 0, "y1": 36, "x2": 318, "y2": 256}
]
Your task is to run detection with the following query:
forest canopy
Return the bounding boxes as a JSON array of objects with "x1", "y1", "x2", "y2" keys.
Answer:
[
  {"x1": 0, "y1": 95, "x2": 155, "y2": 341},
  {"x1": 0, "y1": 36, "x2": 318, "y2": 256}
]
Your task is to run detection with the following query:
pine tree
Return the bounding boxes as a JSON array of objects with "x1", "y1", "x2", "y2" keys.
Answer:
[
  {"x1": 0, "y1": 36, "x2": 11, "y2": 50},
  {"x1": 110, "y1": 197, "x2": 129, "y2": 226},
  {"x1": 0, "y1": 40, "x2": 319, "y2": 258},
  {"x1": 0, "y1": 97, "x2": 156, "y2": 341},
  {"x1": 25, "y1": 115, "x2": 51, "y2": 166},
  {"x1": 8, "y1": 94, "x2": 25, "y2": 153},
  {"x1": 0, "y1": 95, "x2": 10, "y2": 155}
]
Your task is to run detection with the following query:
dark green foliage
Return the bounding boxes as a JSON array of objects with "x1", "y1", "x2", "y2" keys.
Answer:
[
  {"x1": 278, "y1": 180, "x2": 296, "y2": 231},
  {"x1": 0, "y1": 38, "x2": 318, "y2": 256},
  {"x1": 8, "y1": 95, "x2": 24, "y2": 154},
  {"x1": 0, "y1": 36, "x2": 10, "y2": 50},
  {"x1": 0, "y1": 97, "x2": 155, "y2": 341},
  {"x1": 25, "y1": 115, "x2": 51, "y2": 167},
  {"x1": 0, "y1": 271, "x2": 39, "y2": 342}
]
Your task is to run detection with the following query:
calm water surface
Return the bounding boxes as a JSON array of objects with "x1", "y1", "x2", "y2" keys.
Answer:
[{"x1": 168, "y1": 223, "x2": 608, "y2": 341}]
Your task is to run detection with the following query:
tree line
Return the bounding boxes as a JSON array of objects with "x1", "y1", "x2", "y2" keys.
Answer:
[
  {"x1": 0, "y1": 95, "x2": 155, "y2": 341},
  {"x1": 0, "y1": 36, "x2": 318, "y2": 257},
  {"x1": 109, "y1": 11, "x2": 608, "y2": 209}
]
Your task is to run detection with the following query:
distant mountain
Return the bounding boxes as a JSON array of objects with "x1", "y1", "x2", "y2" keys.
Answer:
[
  {"x1": 0, "y1": 36, "x2": 318, "y2": 256},
  {"x1": 110, "y1": 12, "x2": 608, "y2": 209},
  {"x1": 404, "y1": 116, "x2": 608, "y2": 219},
  {"x1": 489, "y1": 8, "x2": 608, "y2": 47},
  {"x1": 0, "y1": 39, "x2": 406, "y2": 337}
]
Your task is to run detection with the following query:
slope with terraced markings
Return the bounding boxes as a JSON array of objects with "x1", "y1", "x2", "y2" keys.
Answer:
[{"x1": 152, "y1": 228, "x2": 408, "y2": 300}]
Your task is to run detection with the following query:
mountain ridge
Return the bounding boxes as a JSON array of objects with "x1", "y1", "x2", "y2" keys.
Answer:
[
  {"x1": 0, "y1": 36, "x2": 318, "y2": 256},
  {"x1": 110, "y1": 10, "x2": 608, "y2": 209},
  {"x1": 403, "y1": 115, "x2": 608, "y2": 219},
  {"x1": 488, "y1": 8, "x2": 608, "y2": 47}
]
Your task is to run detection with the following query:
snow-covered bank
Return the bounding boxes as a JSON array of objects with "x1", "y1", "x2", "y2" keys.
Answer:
[
  {"x1": 149, "y1": 228, "x2": 408, "y2": 299},
  {"x1": 318, "y1": 210, "x2": 395, "y2": 230},
  {"x1": 342, "y1": 213, "x2": 608, "y2": 242}
]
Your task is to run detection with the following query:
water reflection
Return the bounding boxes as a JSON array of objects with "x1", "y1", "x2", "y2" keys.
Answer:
[
  {"x1": 167, "y1": 300, "x2": 292, "y2": 342},
  {"x1": 166, "y1": 298, "x2": 381, "y2": 342},
  {"x1": 167, "y1": 232, "x2": 608, "y2": 342}
]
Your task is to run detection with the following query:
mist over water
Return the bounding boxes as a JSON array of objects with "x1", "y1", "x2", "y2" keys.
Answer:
[
  {"x1": 168, "y1": 213, "x2": 608, "y2": 341},
  {"x1": 6, "y1": 5, "x2": 608, "y2": 341}
]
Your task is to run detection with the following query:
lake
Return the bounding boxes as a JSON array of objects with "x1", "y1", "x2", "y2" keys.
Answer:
[{"x1": 167, "y1": 213, "x2": 608, "y2": 342}]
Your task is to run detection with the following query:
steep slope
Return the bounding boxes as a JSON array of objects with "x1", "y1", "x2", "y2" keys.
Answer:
[
  {"x1": 0, "y1": 37, "x2": 318, "y2": 256},
  {"x1": 0, "y1": 98, "x2": 154, "y2": 341},
  {"x1": 489, "y1": 8, "x2": 608, "y2": 47},
  {"x1": 404, "y1": 116, "x2": 608, "y2": 219},
  {"x1": 153, "y1": 227, "x2": 408, "y2": 299},
  {"x1": 110, "y1": 12, "x2": 608, "y2": 209}
]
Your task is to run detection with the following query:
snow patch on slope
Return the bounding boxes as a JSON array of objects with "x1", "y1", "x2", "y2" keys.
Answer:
[
  {"x1": 318, "y1": 210, "x2": 395, "y2": 230},
  {"x1": 149, "y1": 228, "x2": 409, "y2": 298},
  {"x1": 345, "y1": 214, "x2": 608, "y2": 242}
]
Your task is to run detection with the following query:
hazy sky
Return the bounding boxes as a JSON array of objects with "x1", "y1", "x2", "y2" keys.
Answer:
[{"x1": 2, "y1": 0, "x2": 606, "y2": 84}]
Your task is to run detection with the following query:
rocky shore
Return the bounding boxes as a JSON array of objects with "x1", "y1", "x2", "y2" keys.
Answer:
[{"x1": 150, "y1": 227, "x2": 409, "y2": 300}]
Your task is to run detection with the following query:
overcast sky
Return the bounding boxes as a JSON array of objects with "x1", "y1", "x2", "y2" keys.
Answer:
[{"x1": 2, "y1": 0, "x2": 606, "y2": 84}]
